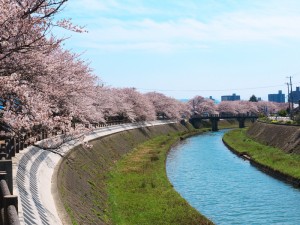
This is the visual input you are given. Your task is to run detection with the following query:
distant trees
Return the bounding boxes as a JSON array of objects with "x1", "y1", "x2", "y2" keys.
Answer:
[
  {"x1": 249, "y1": 95, "x2": 258, "y2": 102},
  {"x1": 145, "y1": 92, "x2": 186, "y2": 120},
  {"x1": 184, "y1": 95, "x2": 286, "y2": 117},
  {"x1": 216, "y1": 101, "x2": 258, "y2": 115},
  {"x1": 187, "y1": 96, "x2": 216, "y2": 115}
]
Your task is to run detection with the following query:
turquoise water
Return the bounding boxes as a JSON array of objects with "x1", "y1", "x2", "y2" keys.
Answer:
[{"x1": 166, "y1": 130, "x2": 300, "y2": 225}]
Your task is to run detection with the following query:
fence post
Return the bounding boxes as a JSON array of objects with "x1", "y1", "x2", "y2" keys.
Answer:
[
  {"x1": 15, "y1": 138, "x2": 20, "y2": 154},
  {"x1": 19, "y1": 137, "x2": 24, "y2": 151},
  {"x1": 0, "y1": 153, "x2": 6, "y2": 161},
  {"x1": 4, "y1": 195, "x2": 19, "y2": 225},
  {"x1": 11, "y1": 138, "x2": 16, "y2": 158},
  {"x1": 5, "y1": 139, "x2": 10, "y2": 158},
  {"x1": 0, "y1": 140, "x2": 5, "y2": 155},
  {"x1": 22, "y1": 134, "x2": 27, "y2": 149},
  {"x1": 0, "y1": 160, "x2": 13, "y2": 194},
  {"x1": 0, "y1": 172, "x2": 7, "y2": 209}
]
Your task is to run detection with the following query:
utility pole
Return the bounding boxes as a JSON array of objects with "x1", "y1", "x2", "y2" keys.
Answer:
[
  {"x1": 287, "y1": 76, "x2": 294, "y2": 119},
  {"x1": 286, "y1": 82, "x2": 290, "y2": 113},
  {"x1": 290, "y1": 76, "x2": 294, "y2": 111}
]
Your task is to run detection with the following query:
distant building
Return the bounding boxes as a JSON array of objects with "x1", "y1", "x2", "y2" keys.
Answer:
[
  {"x1": 257, "y1": 97, "x2": 262, "y2": 101},
  {"x1": 221, "y1": 93, "x2": 240, "y2": 101},
  {"x1": 290, "y1": 87, "x2": 300, "y2": 104},
  {"x1": 268, "y1": 90, "x2": 285, "y2": 103},
  {"x1": 208, "y1": 96, "x2": 220, "y2": 104}
]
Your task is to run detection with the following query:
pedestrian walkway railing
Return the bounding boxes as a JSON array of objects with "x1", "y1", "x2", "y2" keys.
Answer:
[{"x1": 0, "y1": 135, "x2": 20, "y2": 224}]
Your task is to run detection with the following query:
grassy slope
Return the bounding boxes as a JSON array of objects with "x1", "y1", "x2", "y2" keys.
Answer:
[
  {"x1": 58, "y1": 121, "x2": 247, "y2": 225},
  {"x1": 58, "y1": 123, "x2": 214, "y2": 225},
  {"x1": 107, "y1": 131, "x2": 213, "y2": 225},
  {"x1": 58, "y1": 124, "x2": 191, "y2": 225},
  {"x1": 223, "y1": 129, "x2": 300, "y2": 179}
]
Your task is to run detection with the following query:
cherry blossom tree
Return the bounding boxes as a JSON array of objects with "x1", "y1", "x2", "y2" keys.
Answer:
[
  {"x1": 0, "y1": 0, "x2": 83, "y2": 62},
  {"x1": 216, "y1": 101, "x2": 236, "y2": 115},
  {"x1": 217, "y1": 101, "x2": 261, "y2": 115},
  {"x1": 145, "y1": 92, "x2": 185, "y2": 120},
  {"x1": 115, "y1": 88, "x2": 156, "y2": 122},
  {"x1": 0, "y1": 1, "x2": 87, "y2": 135},
  {"x1": 188, "y1": 96, "x2": 217, "y2": 115},
  {"x1": 234, "y1": 101, "x2": 258, "y2": 114},
  {"x1": 257, "y1": 101, "x2": 278, "y2": 115},
  {"x1": 275, "y1": 102, "x2": 289, "y2": 112}
]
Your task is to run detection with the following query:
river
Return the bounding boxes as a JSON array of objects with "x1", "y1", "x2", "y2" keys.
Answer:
[{"x1": 166, "y1": 130, "x2": 300, "y2": 225}]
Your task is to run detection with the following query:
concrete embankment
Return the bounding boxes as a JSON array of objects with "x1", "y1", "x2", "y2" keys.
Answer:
[
  {"x1": 14, "y1": 121, "x2": 182, "y2": 225},
  {"x1": 247, "y1": 121, "x2": 300, "y2": 154},
  {"x1": 57, "y1": 123, "x2": 191, "y2": 225}
]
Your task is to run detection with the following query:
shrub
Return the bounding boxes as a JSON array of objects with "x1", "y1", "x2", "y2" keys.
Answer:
[{"x1": 278, "y1": 109, "x2": 288, "y2": 117}]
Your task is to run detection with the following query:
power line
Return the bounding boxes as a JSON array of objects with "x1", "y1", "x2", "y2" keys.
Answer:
[{"x1": 136, "y1": 84, "x2": 285, "y2": 92}]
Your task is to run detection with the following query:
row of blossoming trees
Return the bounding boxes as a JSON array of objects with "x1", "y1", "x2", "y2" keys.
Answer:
[
  {"x1": 189, "y1": 96, "x2": 288, "y2": 116},
  {"x1": 0, "y1": 0, "x2": 187, "y2": 140},
  {"x1": 0, "y1": 1, "x2": 288, "y2": 146}
]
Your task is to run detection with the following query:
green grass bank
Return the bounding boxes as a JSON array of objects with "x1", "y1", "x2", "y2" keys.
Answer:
[
  {"x1": 108, "y1": 131, "x2": 213, "y2": 225},
  {"x1": 57, "y1": 123, "x2": 213, "y2": 225},
  {"x1": 223, "y1": 128, "x2": 300, "y2": 186}
]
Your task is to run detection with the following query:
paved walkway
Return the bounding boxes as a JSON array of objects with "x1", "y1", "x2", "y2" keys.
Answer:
[{"x1": 13, "y1": 121, "x2": 174, "y2": 225}]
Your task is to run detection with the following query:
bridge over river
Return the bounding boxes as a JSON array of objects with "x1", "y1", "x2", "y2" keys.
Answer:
[{"x1": 189, "y1": 114, "x2": 259, "y2": 131}]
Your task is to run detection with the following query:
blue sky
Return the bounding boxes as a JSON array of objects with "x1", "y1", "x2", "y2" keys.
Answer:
[{"x1": 54, "y1": 0, "x2": 300, "y2": 100}]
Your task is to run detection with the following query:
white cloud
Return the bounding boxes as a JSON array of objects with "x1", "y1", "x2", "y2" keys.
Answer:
[
  {"x1": 60, "y1": 0, "x2": 300, "y2": 52},
  {"x1": 65, "y1": 0, "x2": 118, "y2": 12},
  {"x1": 75, "y1": 41, "x2": 208, "y2": 53}
]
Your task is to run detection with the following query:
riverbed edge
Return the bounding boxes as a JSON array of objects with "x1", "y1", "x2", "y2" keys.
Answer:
[
  {"x1": 222, "y1": 135, "x2": 300, "y2": 188},
  {"x1": 108, "y1": 128, "x2": 214, "y2": 224}
]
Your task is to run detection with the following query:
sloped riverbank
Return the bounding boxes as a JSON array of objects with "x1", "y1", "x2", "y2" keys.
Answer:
[
  {"x1": 57, "y1": 123, "x2": 212, "y2": 225},
  {"x1": 247, "y1": 121, "x2": 300, "y2": 154},
  {"x1": 223, "y1": 128, "x2": 300, "y2": 187}
]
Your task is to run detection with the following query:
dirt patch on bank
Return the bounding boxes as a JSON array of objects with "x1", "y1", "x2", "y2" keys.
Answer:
[
  {"x1": 57, "y1": 123, "x2": 190, "y2": 225},
  {"x1": 247, "y1": 121, "x2": 300, "y2": 154}
]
